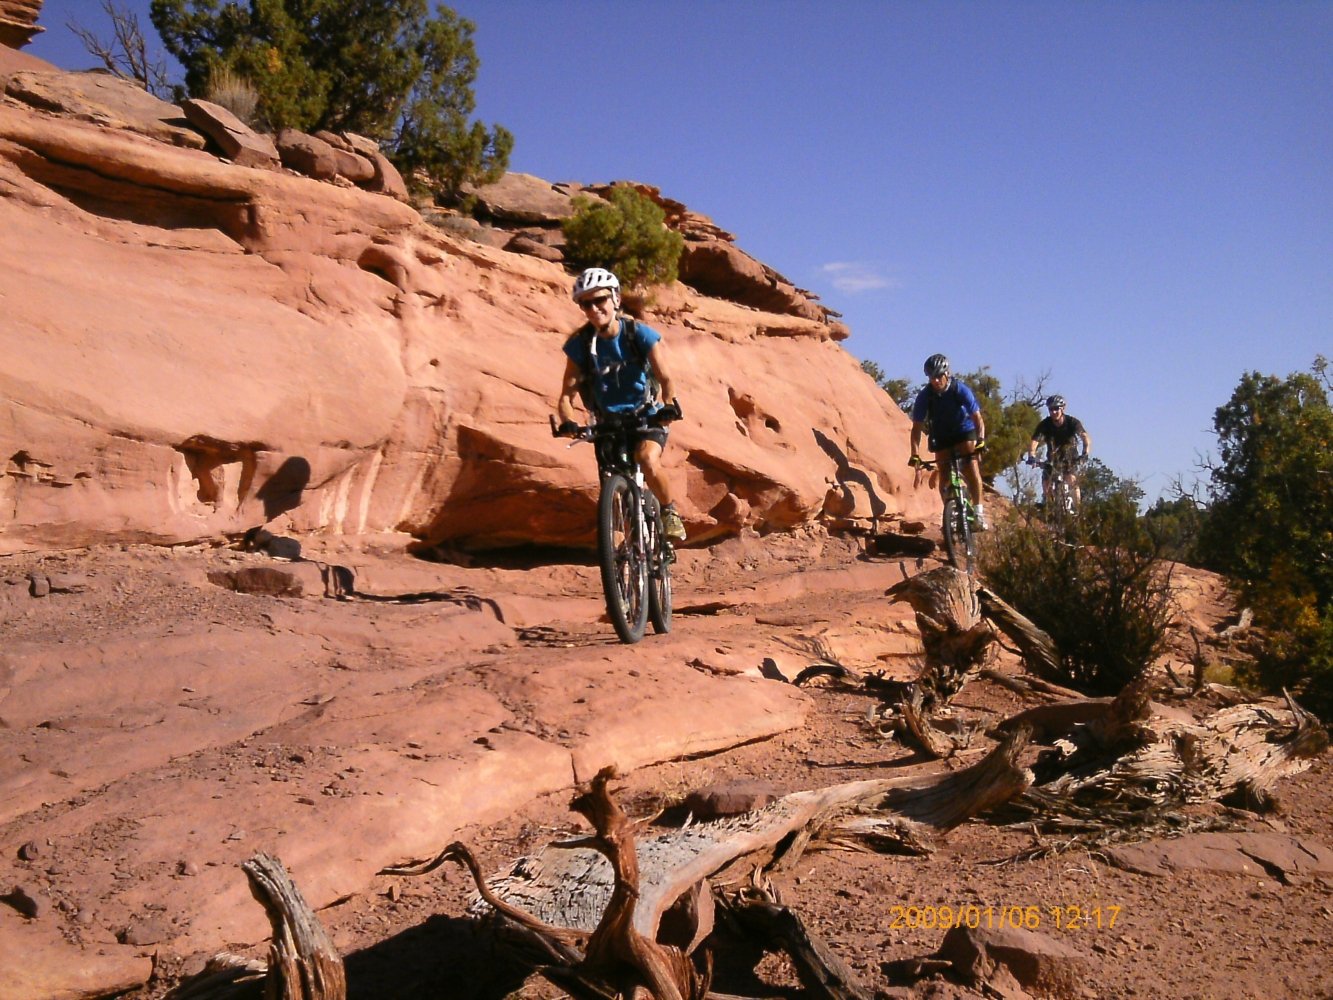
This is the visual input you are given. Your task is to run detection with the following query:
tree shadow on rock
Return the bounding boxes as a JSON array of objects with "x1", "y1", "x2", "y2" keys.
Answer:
[{"x1": 341, "y1": 913, "x2": 539, "y2": 999}]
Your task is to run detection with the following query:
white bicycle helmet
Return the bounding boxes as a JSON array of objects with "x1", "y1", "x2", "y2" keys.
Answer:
[
  {"x1": 1047, "y1": 394, "x2": 1066, "y2": 411},
  {"x1": 572, "y1": 267, "x2": 621, "y2": 303}
]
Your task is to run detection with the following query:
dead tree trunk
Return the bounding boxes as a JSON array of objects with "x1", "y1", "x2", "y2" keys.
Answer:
[
  {"x1": 242, "y1": 853, "x2": 346, "y2": 1000},
  {"x1": 449, "y1": 730, "x2": 1032, "y2": 939},
  {"x1": 886, "y1": 566, "x2": 995, "y2": 702},
  {"x1": 999, "y1": 684, "x2": 1329, "y2": 832},
  {"x1": 976, "y1": 585, "x2": 1063, "y2": 682},
  {"x1": 383, "y1": 738, "x2": 1032, "y2": 1000},
  {"x1": 718, "y1": 886, "x2": 874, "y2": 1000},
  {"x1": 571, "y1": 767, "x2": 710, "y2": 1000}
]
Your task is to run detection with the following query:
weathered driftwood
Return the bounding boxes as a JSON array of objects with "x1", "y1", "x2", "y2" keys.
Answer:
[
  {"x1": 1003, "y1": 685, "x2": 1329, "y2": 830},
  {"x1": 380, "y1": 739, "x2": 1031, "y2": 999},
  {"x1": 718, "y1": 886, "x2": 874, "y2": 1000},
  {"x1": 976, "y1": 585, "x2": 1063, "y2": 682},
  {"x1": 165, "y1": 954, "x2": 266, "y2": 1000},
  {"x1": 898, "y1": 684, "x2": 968, "y2": 759},
  {"x1": 449, "y1": 730, "x2": 1032, "y2": 942},
  {"x1": 1196, "y1": 691, "x2": 1329, "y2": 808},
  {"x1": 978, "y1": 667, "x2": 1084, "y2": 702},
  {"x1": 242, "y1": 853, "x2": 346, "y2": 1000},
  {"x1": 385, "y1": 768, "x2": 710, "y2": 1000},
  {"x1": 886, "y1": 567, "x2": 996, "y2": 702},
  {"x1": 169, "y1": 855, "x2": 347, "y2": 1000}
]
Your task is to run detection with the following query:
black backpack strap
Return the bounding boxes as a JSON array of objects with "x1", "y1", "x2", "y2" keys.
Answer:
[{"x1": 621, "y1": 317, "x2": 644, "y2": 366}]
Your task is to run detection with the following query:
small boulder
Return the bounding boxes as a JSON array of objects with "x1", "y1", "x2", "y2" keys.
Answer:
[
  {"x1": 275, "y1": 127, "x2": 340, "y2": 181},
  {"x1": 937, "y1": 924, "x2": 1091, "y2": 998},
  {"x1": 682, "y1": 780, "x2": 785, "y2": 820},
  {"x1": 342, "y1": 131, "x2": 409, "y2": 201},
  {"x1": 504, "y1": 232, "x2": 563, "y2": 262},
  {"x1": 181, "y1": 98, "x2": 279, "y2": 168}
]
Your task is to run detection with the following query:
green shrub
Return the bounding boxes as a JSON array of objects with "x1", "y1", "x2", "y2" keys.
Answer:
[
  {"x1": 980, "y1": 508, "x2": 1176, "y2": 694},
  {"x1": 1196, "y1": 362, "x2": 1333, "y2": 720},
  {"x1": 562, "y1": 187, "x2": 684, "y2": 290},
  {"x1": 1237, "y1": 561, "x2": 1333, "y2": 720},
  {"x1": 152, "y1": 0, "x2": 510, "y2": 196}
]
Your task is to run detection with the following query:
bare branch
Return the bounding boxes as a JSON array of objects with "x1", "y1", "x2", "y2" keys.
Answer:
[{"x1": 67, "y1": 0, "x2": 171, "y2": 98}]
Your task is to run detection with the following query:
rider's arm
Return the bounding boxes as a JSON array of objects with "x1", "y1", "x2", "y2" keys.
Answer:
[
  {"x1": 972, "y1": 408, "x2": 986, "y2": 443},
  {"x1": 647, "y1": 339, "x2": 676, "y2": 405},
  {"x1": 1080, "y1": 428, "x2": 1092, "y2": 458},
  {"x1": 557, "y1": 356, "x2": 584, "y2": 424},
  {"x1": 909, "y1": 421, "x2": 925, "y2": 460}
]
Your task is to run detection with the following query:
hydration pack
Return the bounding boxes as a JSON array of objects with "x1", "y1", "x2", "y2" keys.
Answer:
[{"x1": 575, "y1": 317, "x2": 660, "y2": 412}]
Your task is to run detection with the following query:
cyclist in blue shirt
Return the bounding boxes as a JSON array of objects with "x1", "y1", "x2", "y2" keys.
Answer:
[
  {"x1": 556, "y1": 267, "x2": 686, "y2": 540},
  {"x1": 908, "y1": 353, "x2": 989, "y2": 530}
]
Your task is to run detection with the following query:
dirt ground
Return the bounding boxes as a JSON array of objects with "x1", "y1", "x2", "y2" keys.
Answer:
[{"x1": 3, "y1": 527, "x2": 1331, "y2": 1000}]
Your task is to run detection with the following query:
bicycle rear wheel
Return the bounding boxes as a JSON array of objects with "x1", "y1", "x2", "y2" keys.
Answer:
[
  {"x1": 942, "y1": 496, "x2": 977, "y2": 574},
  {"x1": 598, "y1": 473, "x2": 648, "y2": 644},
  {"x1": 644, "y1": 494, "x2": 673, "y2": 634}
]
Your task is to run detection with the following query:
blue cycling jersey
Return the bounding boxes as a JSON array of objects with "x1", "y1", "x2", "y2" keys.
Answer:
[
  {"x1": 563, "y1": 317, "x2": 662, "y2": 414},
  {"x1": 911, "y1": 379, "x2": 980, "y2": 438}
]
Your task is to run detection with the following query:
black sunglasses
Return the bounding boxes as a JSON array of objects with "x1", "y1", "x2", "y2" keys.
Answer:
[{"x1": 580, "y1": 294, "x2": 613, "y2": 309}]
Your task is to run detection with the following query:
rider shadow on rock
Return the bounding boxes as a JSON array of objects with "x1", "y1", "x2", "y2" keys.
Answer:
[
  {"x1": 813, "y1": 428, "x2": 888, "y2": 525},
  {"x1": 256, "y1": 456, "x2": 311, "y2": 521}
]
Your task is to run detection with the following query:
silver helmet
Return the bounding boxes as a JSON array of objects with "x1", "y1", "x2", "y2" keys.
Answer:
[{"x1": 924, "y1": 353, "x2": 951, "y2": 377}]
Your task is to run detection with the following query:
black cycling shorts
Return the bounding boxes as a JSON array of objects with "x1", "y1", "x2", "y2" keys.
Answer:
[
  {"x1": 929, "y1": 428, "x2": 979, "y2": 453},
  {"x1": 638, "y1": 426, "x2": 668, "y2": 450}
]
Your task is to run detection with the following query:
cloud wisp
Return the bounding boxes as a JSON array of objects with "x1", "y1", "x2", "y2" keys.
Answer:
[{"x1": 820, "y1": 262, "x2": 899, "y2": 294}]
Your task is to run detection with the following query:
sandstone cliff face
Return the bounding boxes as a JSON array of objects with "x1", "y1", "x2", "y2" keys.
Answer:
[
  {"x1": 0, "y1": 68, "x2": 935, "y2": 555},
  {"x1": 0, "y1": 0, "x2": 41, "y2": 50}
]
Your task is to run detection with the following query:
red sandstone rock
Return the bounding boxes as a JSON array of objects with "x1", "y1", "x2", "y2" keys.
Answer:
[
  {"x1": 0, "y1": 81, "x2": 935, "y2": 557},
  {"x1": 181, "y1": 97, "x2": 279, "y2": 167},
  {"x1": 0, "y1": 0, "x2": 42, "y2": 49}
]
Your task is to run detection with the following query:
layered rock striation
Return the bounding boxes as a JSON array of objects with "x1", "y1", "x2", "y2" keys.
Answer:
[{"x1": 1, "y1": 59, "x2": 934, "y2": 555}]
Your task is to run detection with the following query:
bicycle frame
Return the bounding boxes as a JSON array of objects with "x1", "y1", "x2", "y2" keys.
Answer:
[
  {"x1": 918, "y1": 452, "x2": 978, "y2": 574},
  {"x1": 1035, "y1": 451, "x2": 1081, "y2": 522},
  {"x1": 552, "y1": 409, "x2": 675, "y2": 642}
]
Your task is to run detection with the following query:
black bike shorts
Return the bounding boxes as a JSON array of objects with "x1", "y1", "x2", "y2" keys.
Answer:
[
  {"x1": 929, "y1": 428, "x2": 979, "y2": 453},
  {"x1": 638, "y1": 426, "x2": 668, "y2": 450}
]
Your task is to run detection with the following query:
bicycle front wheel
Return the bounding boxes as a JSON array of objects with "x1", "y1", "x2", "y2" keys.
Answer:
[
  {"x1": 598, "y1": 473, "x2": 648, "y2": 643},
  {"x1": 644, "y1": 493, "x2": 673, "y2": 635},
  {"x1": 942, "y1": 496, "x2": 976, "y2": 574}
]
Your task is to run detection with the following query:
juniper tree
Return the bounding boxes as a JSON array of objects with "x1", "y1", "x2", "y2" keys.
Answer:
[{"x1": 150, "y1": 0, "x2": 511, "y2": 195}]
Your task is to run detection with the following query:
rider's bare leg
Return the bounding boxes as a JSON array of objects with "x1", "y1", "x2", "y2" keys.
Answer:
[
  {"x1": 931, "y1": 448, "x2": 952, "y2": 504},
  {"x1": 637, "y1": 439, "x2": 675, "y2": 506},
  {"x1": 952, "y1": 441, "x2": 983, "y2": 507},
  {"x1": 931, "y1": 443, "x2": 983, "y2": 508}
]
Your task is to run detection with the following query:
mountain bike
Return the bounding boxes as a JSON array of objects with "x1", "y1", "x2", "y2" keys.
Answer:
[
  {"x1": 914, "y1": 450, "x2": 980, "y2": 574},
  {"x1": 552, "y1": 404, "x2": 680, "y2": 644},
  {"x1": 1027, "y1": 452, "x2": 1082, "y2": 526}
]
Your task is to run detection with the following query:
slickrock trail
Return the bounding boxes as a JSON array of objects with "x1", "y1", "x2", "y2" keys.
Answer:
[{"x1": 4, "y1": 533, "x2": 1332, "y2": 1000}]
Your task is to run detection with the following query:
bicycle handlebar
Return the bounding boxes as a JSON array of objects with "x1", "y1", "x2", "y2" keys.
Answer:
[
  {"x1": 551, "y1": 399, "x2": 683, "y2": 440},
  {"x1": 1025, "y1": 454, "x2": 1086, "y2": 472}
]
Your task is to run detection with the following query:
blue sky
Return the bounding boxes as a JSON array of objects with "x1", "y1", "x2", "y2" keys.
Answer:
[{"x1": 26, "y1": 1, "x2": 1332, "y2": 503}]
